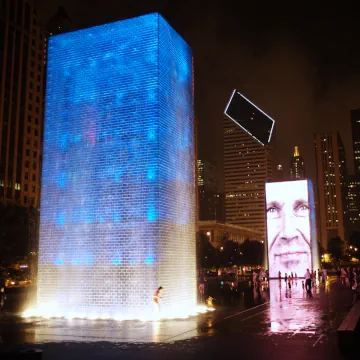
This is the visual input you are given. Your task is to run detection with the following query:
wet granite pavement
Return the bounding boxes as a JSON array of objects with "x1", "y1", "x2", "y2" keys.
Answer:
[{"x1": 0, "y1": 276, "x2": 357, "y2": 359}]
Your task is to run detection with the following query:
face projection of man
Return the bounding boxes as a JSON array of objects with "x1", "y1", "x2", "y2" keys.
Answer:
[{"x1": 266, "y1": 180, "x2": 312, "y2": 278}]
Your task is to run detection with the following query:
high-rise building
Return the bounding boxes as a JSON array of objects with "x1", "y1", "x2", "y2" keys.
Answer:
[
  {"x1": 346, "y1": 109, "x2": 360, "y2": 231},
  {"x1": 346, "y1": 175, "x2": 360, "y2": 227},
  {"x1": 276, "y1": 164, "x2": 285, "y2": 180},
  {"x1": 197, "y1": 159, "x2": 218, "y2": 220},
  {"x1": 350, "y1": 109, "x2": 360, "y2": 175},
  {"x1": 315, "y1": 132, "x2": 347, "y2": 249},
  {"x1": 197, "y1": 160, "x2": 217, "y2": 191},
  {"x1": 224, "y1": 116, "x2": 276, "y2": 238},
  {"x1": 289, "y1": 145, "x2": 305, "y2": 179},
  {"x1": 0, "y1": 0, "x2": 45, "y2": 208}
]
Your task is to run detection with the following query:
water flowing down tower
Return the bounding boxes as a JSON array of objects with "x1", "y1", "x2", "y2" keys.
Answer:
[{"x1": 36, "y1": 13, "x2": 196, "y2": 318}]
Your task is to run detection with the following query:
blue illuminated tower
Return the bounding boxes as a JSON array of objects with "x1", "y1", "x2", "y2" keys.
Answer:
[{"x1": 37, "y1": 13, "x2": 196, "y2": 317}]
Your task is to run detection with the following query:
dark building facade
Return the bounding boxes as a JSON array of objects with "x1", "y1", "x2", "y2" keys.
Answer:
[
  {"x1": 346, "y1": 175, "x2": 360, "y2": 228},
  {"x1": 0, "y1": 0, "x2": 45, "y2": 208},
  {"x1": 276, "y1": 164, "x2": 285, "y2": 180},
  {"x1": 197, "y1": 159, "x2": 219, "y2": 221},
  {"x1": 315, "y1": 132, "x2": 347, "y2": 248},
  {"x1": 351, "y1": 109, "x2": 360, "y2": 175},
  {"x1": 346, "y1": 109, "x2": 360, "y2": 231},
  {"x1": 224, "y1": 116, "x2": 276, "y2": 238},
  {"x1": 289, "y1": 145, "x2": 305, "y2": 179}
]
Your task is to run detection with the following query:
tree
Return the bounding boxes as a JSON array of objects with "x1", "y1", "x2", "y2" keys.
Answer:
[
  {"x1": 0, "y1": 204, "x2": 39, "y2": 266},
  {"x1": 317, "y1": 240, "x2": 325, "y2": 257},
  {"x1": 349, "y1": 231, "x2": 360, "y2": 249},
  {"x1": 328, "y1": 236, "x2": 345, "y2": 261},
  {"x1": 239, "y1": 239, "x2": 265, "y2": 265},
  {"x1": 197, "y1": 232, "x2": 220, "y2": 269},
  {"x1": 219, "y1": 240, "x2": 242, "y2": 267}
]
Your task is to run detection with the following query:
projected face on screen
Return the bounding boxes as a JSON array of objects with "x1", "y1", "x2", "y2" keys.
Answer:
[{"x1": 266, "y1": 180, "x2": 312, "y2": 278}]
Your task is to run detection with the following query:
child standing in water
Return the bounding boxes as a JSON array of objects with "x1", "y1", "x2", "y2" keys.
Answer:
[{"x1": 153, "y1": 286, "x2": 163, "y2": 312}]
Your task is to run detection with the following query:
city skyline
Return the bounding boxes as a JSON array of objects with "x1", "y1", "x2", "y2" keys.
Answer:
[
  {"x1": 0, "y1": 6, "x2": 359, "y2": 357},
  {"x1": 34, "y1": 1, "x2": 360, "y2": 191}
]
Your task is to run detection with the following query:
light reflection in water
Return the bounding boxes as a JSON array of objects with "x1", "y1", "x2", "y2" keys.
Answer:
[
  {"x1": 268, "y1": 279, "x2": 323, "y2": 334},
  {"x1": 152, "y1": 320, "x2": 161, "y2": 342}
]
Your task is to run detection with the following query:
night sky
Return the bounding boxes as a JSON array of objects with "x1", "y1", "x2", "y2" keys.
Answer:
[{"x1": 35, "y1": 1, "x2": 360, "y2": 190}]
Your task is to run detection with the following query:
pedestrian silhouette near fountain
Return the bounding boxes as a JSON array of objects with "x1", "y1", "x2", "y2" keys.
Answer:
[
  {"x1": 304, "y1": 269, "x2": 312, "y2": 296},
  {"x1": 0, "y1": 286, "x2": 6, "y2": 314},
  {"x1": 153, "y1": 286, "x2": 163, "y2": 312}
]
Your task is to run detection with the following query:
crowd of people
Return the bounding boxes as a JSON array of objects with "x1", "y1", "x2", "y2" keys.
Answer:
[
  {"x1": 250, "y1": 268, "x2": 331, "y2": 297},
  {"x1": 338, "y1": 267, "x2": 359, "y2": 302},
  {"x1": 252, "y1": 269, "x2": 269, "y2": 290}
]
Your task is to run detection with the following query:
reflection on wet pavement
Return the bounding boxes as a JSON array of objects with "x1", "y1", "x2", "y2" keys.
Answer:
[
  {"x1": 210, "y1": 276, "x2": 351, "y2": 339},
  {"x1": 267, "y1": 278, "x2": 331, "y2": 334},
  {"x1": 0, "y1": 276, "x2": 353, "y2": 348}
]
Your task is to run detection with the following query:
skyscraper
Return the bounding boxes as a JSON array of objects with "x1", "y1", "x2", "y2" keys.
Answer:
[
  {"x1": 347, "y1": 109, "x2": 360, "y2": 230},
  {"x1": 314, "y1": 132, "x2": 347, "y2": 249},
  {"x1": 224, "y1": 116, "x2": 276, "y2": 238},
  {"x1": 289, "y1": 145, "x2": 305, "y2": 179},
  {"x1": 351, "y1": 109, "x2": 360, "y2": 175},
  {"x1": 197, "y1": 159, "x2": 218, "y2": 220},
  {"x1": 346, "y1": 175, "x2": 360, "y2": 227},
  {"x1": 197, "y1": 160, "x2": 217, "y2": 191},
  {"x1": 0, "y1": 0, "x2": 45, "y2": 208},
  {"x1": 276, "y1": 164, "x2": 285, "y2": 180}
]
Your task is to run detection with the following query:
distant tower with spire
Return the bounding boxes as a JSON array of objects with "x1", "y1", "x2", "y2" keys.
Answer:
[{"x1": 289, "y1": 145, "x2": 305, "y2": 178}]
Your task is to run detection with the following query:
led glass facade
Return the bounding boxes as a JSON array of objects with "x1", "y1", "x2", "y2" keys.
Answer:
[
  {"x1": 266, "y1": 180, "x2": 318, "y2": 278},
  {"x1": 36, "y1": 13, "x2": 196, "y2": 317}
]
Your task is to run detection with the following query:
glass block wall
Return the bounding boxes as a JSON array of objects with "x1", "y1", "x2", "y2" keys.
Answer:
[{"x1": 37, "y1": 13, "x2": 196, "y2": 317}]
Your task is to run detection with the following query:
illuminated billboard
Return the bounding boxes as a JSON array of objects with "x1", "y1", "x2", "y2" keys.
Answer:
[
  {"x1": 224, "y1": 90, "x2": 275, "y2": 146},
  {"x1": 266, "y1": 180, "x2": 316, "y2": 278}
]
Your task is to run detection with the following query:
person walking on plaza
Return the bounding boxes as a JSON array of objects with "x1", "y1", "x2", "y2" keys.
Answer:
[
  {"x1": 345, "y1": 268, "x2": 351, "y2": 288},
  {"x1": 304, "y1": 269, "x2": 312, "y2": 296},
  {"x1": 321, "y1": 268, "x2": 327, "y2": 283},
  {"x1": 352, "y1": 273, "x2": 359, "y2": 305},
  {"x1": 340, "y1": 268, "x2": 347, "y2": 286},
  {"x1": 0, "y1": 286, "x2": 6, "y2": 314},
  {"x1": 253, "y1": 271, "x2": 259, "y2": 289}
]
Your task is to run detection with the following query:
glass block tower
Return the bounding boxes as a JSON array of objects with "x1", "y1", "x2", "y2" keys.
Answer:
[{"x1": 37, "y1": 13, "x2": 196, "y2": 317}]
